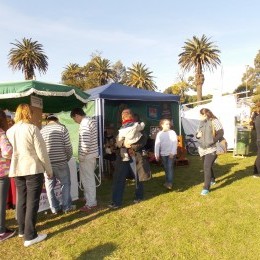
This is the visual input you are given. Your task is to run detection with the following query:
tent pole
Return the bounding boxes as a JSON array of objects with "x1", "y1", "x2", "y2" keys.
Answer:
[
  {"x1": 179, "y1": 102, "x2": 182, "y2": 135},
  {"x1": 95, "y1": 98, "x2": 102, "y2": 187}
]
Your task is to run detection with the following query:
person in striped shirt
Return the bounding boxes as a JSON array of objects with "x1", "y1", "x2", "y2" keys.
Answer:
[
  {"x1": 70, "y1": 108, "x2": 99, "y2": 212},
  {"x1": 41, "y1": 114, "x2": 74, "y2": 214}
]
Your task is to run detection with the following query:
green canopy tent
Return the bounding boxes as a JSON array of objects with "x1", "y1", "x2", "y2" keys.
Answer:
[{"x1": 0, "y1": 80, "x2": 89, "y2": 113}]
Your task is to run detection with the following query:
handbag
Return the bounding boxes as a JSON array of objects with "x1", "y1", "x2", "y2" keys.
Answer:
[
  {"x1": 216, "y1": 139, "x2": 228, "y2": 155},
  {"x1": 211, "y1": 121, "x2": 227, "y2": 155}
]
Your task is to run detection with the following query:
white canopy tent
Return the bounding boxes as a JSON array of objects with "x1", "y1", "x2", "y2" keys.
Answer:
[{"x1": 181, "y1": 94, "x2": 246, "y2": 149}]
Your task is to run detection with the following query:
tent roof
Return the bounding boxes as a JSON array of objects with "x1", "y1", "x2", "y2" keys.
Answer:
[
  {"x1": 0, "y1": 80, "x2": 89, "y2": 113},
  {"x1": 86, "y1": 83, "x2": 180, "y2": 102}
]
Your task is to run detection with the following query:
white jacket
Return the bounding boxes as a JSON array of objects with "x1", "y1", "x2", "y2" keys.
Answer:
[
  {"x1": 6, "y1": 122, "x2": 53, "y2": 177},
  {"x1": 117, "y1": 122, "x2": 145, "y2": 148}
]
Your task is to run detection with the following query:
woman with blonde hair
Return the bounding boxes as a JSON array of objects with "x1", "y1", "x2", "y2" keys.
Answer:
[
  {"x1": 7, "y1": 104, "x2": 53, "y2": 247},
  {"x1": 0, "y1": 110, "x2": 16, "y2": 242}
]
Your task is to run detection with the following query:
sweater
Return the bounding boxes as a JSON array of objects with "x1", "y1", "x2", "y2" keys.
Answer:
[
  {"x1": 154, "y1": 130, "x2": 178, "y2": 158},
  {"x1": 118, "y1": 122, "x2": 145, "y2": 148},
  {"x1": 197, "y1": 118, "x2": 223, "y2": 156},
  {"x1": 40, "y1": 122, "x2": 73, "y2": 166},
  {"x1": 78, "y1": 117, "x2": 98, "y2": 160},
  {"x1": 0, "y1": 128, "x2": 12, "y2": 177}
]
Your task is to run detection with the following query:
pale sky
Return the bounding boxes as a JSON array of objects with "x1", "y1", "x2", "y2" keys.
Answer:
[{"x1": 0, "y1": 0, "x2": 259, "y2": 95}]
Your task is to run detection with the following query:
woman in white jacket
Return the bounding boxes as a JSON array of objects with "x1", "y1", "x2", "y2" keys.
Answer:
[{"x1": 7, "y1": 104, "x2": 52, "y2": 247}]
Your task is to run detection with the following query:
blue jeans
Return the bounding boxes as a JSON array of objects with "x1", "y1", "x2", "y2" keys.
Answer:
[
  {"x1": 161, "y1": 156, "x2": 174, "y2": 184},
  {"x1": 45, "y1": 164, "x2": 72, "y2": 212},
  {"x1": 0, "y1": 177, "x2": 10, "y2": 233},
  {"x1": 15, "y1": 174, "x2": 44, "y2": 241},
  {"x1": 112, "y1": 156, "x2": 144, "y2": 206}
]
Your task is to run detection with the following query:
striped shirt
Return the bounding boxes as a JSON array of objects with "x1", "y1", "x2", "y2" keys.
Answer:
[
  {"x1": 78, "y1": 117, "x2": 98, "y2": 159},
  {"x1": 40, "y1": 122, "x2": 73, "y2": 166}
]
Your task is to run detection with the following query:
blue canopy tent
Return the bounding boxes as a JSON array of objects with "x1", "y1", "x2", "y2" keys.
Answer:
[{"x1": 85, "y1": 83, "x2": 180, "y2": 183}]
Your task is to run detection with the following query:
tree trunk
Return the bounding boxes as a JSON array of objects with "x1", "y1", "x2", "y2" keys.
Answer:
[
  {"x1": 25, "y1": 67, "x2": 34, "y2": 80},
  {"x1": 195, "y1": 64, "x2": 204, "y2": 102}
]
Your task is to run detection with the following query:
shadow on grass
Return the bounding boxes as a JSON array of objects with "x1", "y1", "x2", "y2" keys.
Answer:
[
  {"x1": 37, "y1": 207, "x2": 117, "y2": 238},
  {"x1": 76, "y1": 242, "x2": 117, "y2": 260},
  {"x1": 211, "y1": 163, "x2": 254, "y2": 192},
  {"x1": 16, "y1": 153, "x2": 252, "y2": 238},
  {"x1": 172, "y1": 153, "x2": 243, "y2": 192}
]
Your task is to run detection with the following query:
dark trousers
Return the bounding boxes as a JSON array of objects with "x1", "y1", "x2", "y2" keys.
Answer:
[
  {"x1": 0, "y1": 177, "x2": 10, "y2": 233},
  {"x1": 254, "y1": 141, "x2": 260, "y2": 174},
  {"x1": 15, "y1": 174, "x2": 44, "y2": 241},
  {"x1": 202, "y1": 152, "x2": 217, "y2": 190},
  {"x1": 112, "y1": 157, "x2": 143, "y2": 206}
]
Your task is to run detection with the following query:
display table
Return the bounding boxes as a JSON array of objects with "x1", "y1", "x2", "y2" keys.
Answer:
[{"x1": 38, "y1": 157, "x2": 79, "y2": 212}]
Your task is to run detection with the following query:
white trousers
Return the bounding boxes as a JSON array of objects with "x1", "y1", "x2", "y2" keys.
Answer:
[{"x1": 79, "y1": 157, "x2": 97, "y2": 207}]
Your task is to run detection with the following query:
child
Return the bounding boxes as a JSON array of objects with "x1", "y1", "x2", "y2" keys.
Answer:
[
  {"x1": 154, "y1": 119, "x2": 178, "y2": 189},
  {"x1": 117, "y1": 109, "x2": 145, "y2": 161}
]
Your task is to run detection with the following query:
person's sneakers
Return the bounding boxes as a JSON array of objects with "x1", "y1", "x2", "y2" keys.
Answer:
[
  {"x1": 108, "y1": 203, "x2": 120, "y2": 210},
  {"x1": 210, "y1": 181, "x2": 216, "y2": 186},
  {"x1": 133, "y1": 199, "x2": 142, "y2": 204},
  {"x1": 18, "y1": 234, "x2": 24, "y2": 238},
  {"x1": 80, "y1": 205, "x2": 97, "y2": 212},
  {"x1": 0, "y1": 229, "x2": 16, "y2": 242},
  {"x1": 201, "y1": 189, "x2": 209, "y2": 195},
  {"x1": 163, "y1": 182, "x2": 172, "y2": 190},
  {"x1": 253, "y1": 174, "x2": 260, "y2": 178},
  {"x1": 24, "y1": 234, "x2": 47, "y2": 247},
  {"x1": 64, "y1": 205, "x2": 77, "y2": 214},
  {"x1": 53, "y1": 208, "x2": 63, "y2": 215}
]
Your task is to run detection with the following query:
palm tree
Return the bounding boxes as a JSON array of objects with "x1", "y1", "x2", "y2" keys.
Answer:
[
  {"x1": 126, "y1": 62, "x2": 157, "y2": 91},
  {"x1": 178, "y1": 34, "x2": 221, "y2": 101},
  {"x1": 90, "y1": 56, "x2": 114, "y2": 85},
  {"x1": 61, "y1": 63, "x2": 86, "y2": 89},
  {"x1": 8, "y1": 38, "x2": 48, "y2": 80}
]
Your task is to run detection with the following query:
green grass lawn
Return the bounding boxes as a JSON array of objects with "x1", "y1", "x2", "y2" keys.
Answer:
[{"x1": 2, "y1": 152, "x2": 260, "y2": 259}]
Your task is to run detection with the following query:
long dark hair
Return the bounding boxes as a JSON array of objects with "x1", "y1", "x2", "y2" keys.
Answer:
[
  {"x1": 0, "y1": 110, "x2": 9, "y2": 131},
  {"x1": 200, "y1": 108, "x2": 217, "y2": 120}
]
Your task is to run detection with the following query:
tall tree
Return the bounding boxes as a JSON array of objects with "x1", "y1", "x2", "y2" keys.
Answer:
[
  {"x1": 234, "y1": 50, "x2": 260, "y2": 98},
  {"x1": 61, "y1": 63, "x2": 86, "y2": 89},
  {"x1": 82, "y1": 55, "x2": 114, "y2": 89},
  {"x1": 8, "y1": 37, "x2": 48, "y2": 80},
  {"x1": 126, "y1": 62, "x2": 157, "y2": 91},
  {"x1": 111, "y1": 60, "x2": 127, "y2": 84},
  {"x1": 90, "y1": 55, "x2": 113, "y2": 85},
  {"x1": 178, "y1": 34, "x2": 221, "y2": 101}
]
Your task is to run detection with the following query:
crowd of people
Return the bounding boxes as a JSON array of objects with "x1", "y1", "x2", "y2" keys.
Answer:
[{"x1": 1, "y1": 103, "x2": 249, "y2": 247}]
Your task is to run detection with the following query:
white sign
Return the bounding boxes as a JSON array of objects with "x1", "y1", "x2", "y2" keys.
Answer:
[{"x1": 31, "y1": 95, "x2": 43, "y2": 109}]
